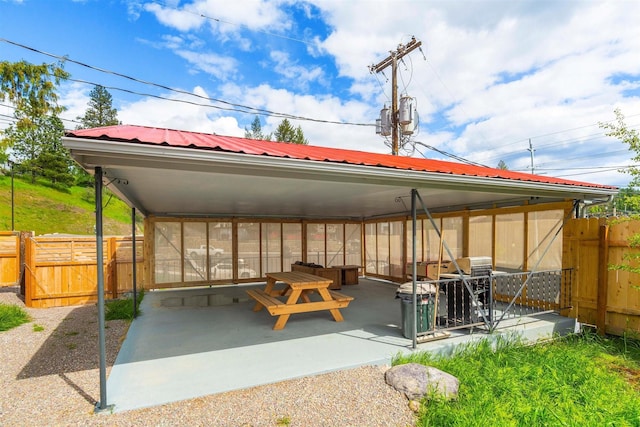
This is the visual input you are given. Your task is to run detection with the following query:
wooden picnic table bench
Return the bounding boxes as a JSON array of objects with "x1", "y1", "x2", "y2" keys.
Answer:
[{"x1": 247, "y1": 271, "x2": 354, "y2": 330}]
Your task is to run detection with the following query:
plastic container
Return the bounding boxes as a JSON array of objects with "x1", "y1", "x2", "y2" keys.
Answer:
[{"x1": 396, "y1": 282, "x2": 436, "y2": 339}]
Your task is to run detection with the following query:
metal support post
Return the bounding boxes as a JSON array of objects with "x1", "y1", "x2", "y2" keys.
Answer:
[
  {"x1": 132, "y1": 207, "x2": 137, "y2": 319},
  {"x1": 411, "y1": 189, "x2": 418, "y2": 349},
  {"x1": 94, "y1": 167, "x2": 113, "y2": 413}
]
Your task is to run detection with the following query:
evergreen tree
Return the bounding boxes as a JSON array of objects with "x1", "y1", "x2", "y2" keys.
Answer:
[
  {"x1": 273, "y1": 118, "x2": 308, "y2": 145},
  {"x1": 244, "y1": 116, "x2": 271, "y2": 141},
  {"x1": 76, "y1": 85, "x2": 119, "y2": 129},
  {"x1": 497, "y1": 160, "x2": 509, "y2": 170},
  {"x1": 5, "y1": 107, "x2": 72, "y2": 186}
]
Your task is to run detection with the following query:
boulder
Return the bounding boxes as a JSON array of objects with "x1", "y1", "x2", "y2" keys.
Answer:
[{"x1": 385, "y1": 363, "x2": 459, "y2": 401}]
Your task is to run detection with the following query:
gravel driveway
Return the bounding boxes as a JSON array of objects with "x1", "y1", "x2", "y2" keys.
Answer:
[{"x1": 0, "y1": 288, "x2": 415, "y2": 426}]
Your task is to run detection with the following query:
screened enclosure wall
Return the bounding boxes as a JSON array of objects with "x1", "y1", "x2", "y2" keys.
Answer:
[
  {"x1": 400, "y1": 206, "x2": 572, "y2": 280},
  {"x1": 405, "y1": 216, "x2": 464, "y2": 264},
  {"x1": 148, "y1": 218, "x2": 360, "y2": 288},
  {"x1": 146, "y1": 202, "x2": 571, "y2": 287}
]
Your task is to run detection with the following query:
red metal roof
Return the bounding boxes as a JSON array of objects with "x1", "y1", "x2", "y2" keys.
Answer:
[{"x1": 66, "y1": 124, "x2": 616, "y2": 190}]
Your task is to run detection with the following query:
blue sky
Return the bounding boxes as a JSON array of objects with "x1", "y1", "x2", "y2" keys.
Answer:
[{"x1": 1, "y1": 0, "x2": 639, "y2": 187}]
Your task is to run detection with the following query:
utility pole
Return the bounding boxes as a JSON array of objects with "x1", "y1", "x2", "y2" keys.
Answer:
[
  {"x1": 528, "y1": 138, "x2": 535, "y2": 174},
  {"x1": 370, "y1": 37, "x2": 422, "y2": 156}
]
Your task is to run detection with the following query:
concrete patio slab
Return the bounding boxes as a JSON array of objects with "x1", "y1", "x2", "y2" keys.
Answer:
[{"x1": 106, "y1": 279, "x2": 576, "y2": 413}]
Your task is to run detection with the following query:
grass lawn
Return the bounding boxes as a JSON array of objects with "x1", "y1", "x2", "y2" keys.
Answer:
[
  {"x1": 105, "y1": 289, "x2": 145, "y2": 321},
  {"x1": 394, "y1": 331, "x2": 640, "y2": 426},
  {"x1": 0, "y1": 303, "x2": 30, "y2": 331},
  {"x1": 0, "y1": 174, "x2": 139, "y2": 235}
]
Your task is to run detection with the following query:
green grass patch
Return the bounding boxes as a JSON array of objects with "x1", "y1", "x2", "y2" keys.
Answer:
[
  {"x1": 32, "y1": 323, "x2": 44, "y2": 332},
  {"x1": 105, "y1": 289, "x2": 145, "y2": 321},
  {"x1": 394, "y1": 331, "x2": 640, "y2": 426},
  {"x1": 0, "y1": 303, "x2": 31, "y2": 332},
  {"x1": 0, "y1": 174, "x2": 141, "y2": 235}
]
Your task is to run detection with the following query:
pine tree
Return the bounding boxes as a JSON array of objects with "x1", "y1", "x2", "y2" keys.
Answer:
[
  {"x1": 244, "y1": 116, "x2": 271, "y2": 141},
  {"x1": 76, "y1": 85, "x2": 119, "y2": 129},
  {"x1": 6, "y1": 108, "x2": 73, "y2": 186},
  {"x1": 273, "y1": 118, "x2": 308, "y2": 145}
]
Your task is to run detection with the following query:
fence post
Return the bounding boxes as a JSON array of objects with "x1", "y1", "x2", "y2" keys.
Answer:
[
  {"x1": 23, "y1": 237, "x2": 35, "y2": 307},
  {"x1": 108, "y1": 237, "x2": 118, "y2": 299},
  {"x1": 596, "y1": 224, "x2": 609, "y2": 335}
]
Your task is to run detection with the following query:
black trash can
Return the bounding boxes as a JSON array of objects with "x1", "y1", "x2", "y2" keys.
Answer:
[{"x1": 396, "y1": 282, "x2": 436, "y2": 339}]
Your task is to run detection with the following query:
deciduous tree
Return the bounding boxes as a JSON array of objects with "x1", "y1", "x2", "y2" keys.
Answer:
[
  {"x1": 600, "y1": 109, "x2": 640, "y2": 284},
  {"x1": 600, "y1": 108, "x2": 640, "y2": 189},
  {"x1": 0, "y1": 60, "x2": 72, "y2": 186}
]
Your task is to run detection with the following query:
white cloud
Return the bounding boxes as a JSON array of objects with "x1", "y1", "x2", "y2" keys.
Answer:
[
  {"x1": 65, "y1": 0, "x2": 640, "y2": 188},
  {"x1": 269, "y1": 50, "x2": 325, "y2": 90},
  {"x1": 114, "y1": 86, "x2": 245, "y2": 136},
  {"x1": 144, "y1": 0, "x2": 291, "y2": 35},
  {"x1": 221, "y1": 82, "x2": 382, "y2": 152},
  {"x1": 144, "y1": 2, "x2": 206, "y2": 32},
  {"x1": 174, "y1": 50, "x2": 238, "y2": 80}
]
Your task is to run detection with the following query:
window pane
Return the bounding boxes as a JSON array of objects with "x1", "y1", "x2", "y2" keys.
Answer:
[
  {"x1": 345, "y1": 223, "x2": 362, "y2": 266},
  {"x1": 326, "y1": 224, "x2": 344, "y2": 267},
  {"x1": 496, "y1": 213, "x2": 524, "y2": 270},
  {"x1": 528, "y1": 210, "x2": 563, "y2": 270},
  {"x1": 389, "y1": 220, "x2": 403, "y2": 277},
  {"x1": 238, "y1": 222, "x2": 260, "y2": 278},
  {"x1": 261, "y1": 223, "x2": 281, "y2": 274},
  {"x1": 407, "y1": 219, "x2": 425, "y2": 265},
  {"x1": 306, "y1": 223, "x2": 326, "y2": 266},
  {"x1": 183, "y1": 222, "x2": 207, "y2": 282},
  {"x1": 443, "y1": 217, "x2": 463, "y2": 260},
  {"x1": 365, "y1": 223, "x2": 377, "y2": 274},
  {"x1": 424, "y1": 218, "x2": 442, "y2": 261},
  {"x1": 154, "y1": 222, "x2": 181, "y2": 284},
  {"x1": 377, "y1": 222, "x2": 389, "y2": 275},
  {"x1": 469, "y1": 215, "x2": 492, "y2": 258},
  {"x1": 283, "y1": 223, "x2": 302, "y2": 271},
  {"x1": 208, "y1": 221, "x2": 232, "y2": 260}
]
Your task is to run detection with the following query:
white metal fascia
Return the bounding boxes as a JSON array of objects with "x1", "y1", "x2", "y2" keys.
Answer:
[{"x1": 62, "y1": 137, "x2": 618, "y2": 201}]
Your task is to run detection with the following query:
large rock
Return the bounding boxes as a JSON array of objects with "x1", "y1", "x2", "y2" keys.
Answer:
[{"x1": 385, "y1": 363, "x2": 459, "y2": 401}]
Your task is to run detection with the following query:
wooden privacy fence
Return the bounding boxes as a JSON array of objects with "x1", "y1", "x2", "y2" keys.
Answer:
[
  {"x1": 21, "y1": 235, "x2": 144, "y2": 308},
  {"x1": 566, "y1": 218, "x2": 640, "y2": 336},
  {"x1": 0, "y1": 231, "x2": 20, "y2": 287}
]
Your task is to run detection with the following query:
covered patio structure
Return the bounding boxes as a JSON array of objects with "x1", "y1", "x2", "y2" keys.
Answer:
[{"x1": 62, "y1": 125, "x2": 617, "y2": 411}]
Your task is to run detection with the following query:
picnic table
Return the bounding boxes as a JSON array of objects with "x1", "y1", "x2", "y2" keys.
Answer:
[{"x1": 246, "y1": 271, "x2": 354, "y2": 330}]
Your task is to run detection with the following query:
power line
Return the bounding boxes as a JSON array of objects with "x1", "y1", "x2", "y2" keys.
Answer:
[
  {"x1": 413, "y1": 140, "x2": 488, "y2": 167},
  {"x1": 478, "y1": 125, "x2": 640, "y2": 166},
  {"x1": 555, "y1": 167, "x2": 633, "y2": 178},
  {"x1": 0, "y1": 38, "x2": 373, "y2": 128},
  {"x1": 0, "y1": 102, "x2": 82, "y2": 126},
  {"x1": 535, "y1": 164, "x2": 639, "y2": 171},
  {"x1": 150, "y1": 0, "x2": 317, "y2": 47}
]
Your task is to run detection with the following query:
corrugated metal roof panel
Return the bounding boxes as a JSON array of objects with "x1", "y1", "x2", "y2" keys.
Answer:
[{"x1": 66, "y1": 125, "x2": 616, "y2": 190}]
